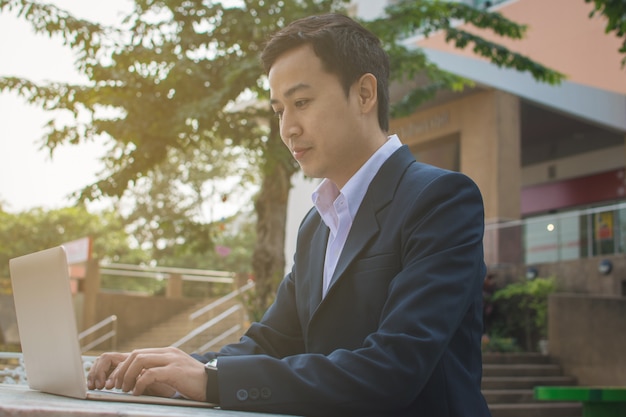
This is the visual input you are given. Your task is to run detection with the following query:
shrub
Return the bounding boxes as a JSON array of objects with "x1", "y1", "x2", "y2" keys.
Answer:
[
  {"x1": 490, "y1": 277, "x2": 556, "y2": 352},
  {"x1": 481, "y1": 334, "x2": 522, "y2": 353}
]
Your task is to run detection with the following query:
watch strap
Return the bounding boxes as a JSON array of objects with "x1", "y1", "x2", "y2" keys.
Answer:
[{"x1": 204, "y1": 359, "x2": 220, "y2": 404}]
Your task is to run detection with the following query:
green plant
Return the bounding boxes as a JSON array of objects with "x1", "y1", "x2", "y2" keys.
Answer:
[
  {"x1": 481, "y1": 334, "x2": 522, "y2": 353},
  {"x1": 491, "y1": 276, "x2": 556, "y2": 352}
]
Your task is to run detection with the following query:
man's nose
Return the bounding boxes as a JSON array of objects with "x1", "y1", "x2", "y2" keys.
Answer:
[{"x1": 280, "y1": 110, "x2": 302, "y2": 142}]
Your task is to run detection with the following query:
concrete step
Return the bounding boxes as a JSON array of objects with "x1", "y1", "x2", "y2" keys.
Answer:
[
  {"x1": 483, "y1": 363, "x2": 563, "y2": 377},
  {"x1": 488, "y1": 402, "x2": 582, "y2": 417},
  {"x1": 117, "y1": 302, "x2": 206, "y2": 351},
  {"x1": 482, "y1": 389, "x2": 535, "y2": 404},
  {"x1": 117, "y1": 297, "x2": 248, "y2": 354},
  {"x1": 483, "y1": 353, "x2": 553, "y2": 365},
  {"x1": 482, "y1": 375, "x2": 577, "y2": 390},
  {"x1": 480, "y1": 353, "x2": 582, "y2": 417}
]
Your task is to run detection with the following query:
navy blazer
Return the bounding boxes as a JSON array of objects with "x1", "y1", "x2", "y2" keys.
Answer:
[{"x1": 201, "y1": 145, "x2": 491, "y2": 416}]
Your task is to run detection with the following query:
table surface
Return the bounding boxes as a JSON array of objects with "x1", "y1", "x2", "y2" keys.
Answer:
[
  {"x1": 0, "y1": 384, "x2": 292, "y2": 417},
  {"x1": 535, "y1": 386, "x2": 626, "y2": 402}
]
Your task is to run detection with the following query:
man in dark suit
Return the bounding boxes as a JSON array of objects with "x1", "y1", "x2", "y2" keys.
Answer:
[{"x1": 88, "y1": 13, "x2": 491, "y2": 417}]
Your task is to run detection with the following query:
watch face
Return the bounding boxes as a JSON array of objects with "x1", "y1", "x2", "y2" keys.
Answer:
[{"x1": 205, "y1": 359, "x2": 218, "y2": 371}]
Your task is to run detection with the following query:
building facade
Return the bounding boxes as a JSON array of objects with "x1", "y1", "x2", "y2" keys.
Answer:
[{"x1": 286, "y1": 0, "x2": 626, "y2": 295}]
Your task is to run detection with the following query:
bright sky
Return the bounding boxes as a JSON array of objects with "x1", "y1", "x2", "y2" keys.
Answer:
[{"x1": 0, "y1": 1, "x2": 132, "y2": 212}]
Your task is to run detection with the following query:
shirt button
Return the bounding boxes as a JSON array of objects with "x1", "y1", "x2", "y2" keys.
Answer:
[{"x1": 236, "y1": 389, "x2": 249, "y2": 401}]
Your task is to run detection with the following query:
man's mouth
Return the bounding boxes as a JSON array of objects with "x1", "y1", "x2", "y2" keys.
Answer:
[{"x1": 292, "y1": 147, "x2": 309, "y2": 160}]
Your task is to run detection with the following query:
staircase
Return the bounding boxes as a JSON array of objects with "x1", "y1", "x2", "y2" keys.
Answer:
[
  {"x1": 483, "y1": 353, "x2": 582, "y2": 417},
  {"x1": 117, "y1": 296, "x2": 248, "y2": 354}
]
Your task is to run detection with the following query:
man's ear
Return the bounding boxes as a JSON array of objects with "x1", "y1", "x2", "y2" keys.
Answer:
[{"x1": 356, "y1": 73, "x2": 378, "y2": 114}]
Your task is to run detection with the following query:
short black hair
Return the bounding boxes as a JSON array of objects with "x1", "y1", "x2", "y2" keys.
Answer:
[{"x1": 261, "y1": 13, "x2": 390, "y2": 132}]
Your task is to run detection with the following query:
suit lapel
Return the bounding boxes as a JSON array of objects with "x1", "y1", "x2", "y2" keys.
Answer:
[
  {"x1": 323, "y1": 145, "x2": 414, "y2": 298},
  {"x1": 308, "y1": 221, "x2": 329, "y2": 311},
  {"x1": 325, "y1": 197, "x2": 379, "y2": 295}
]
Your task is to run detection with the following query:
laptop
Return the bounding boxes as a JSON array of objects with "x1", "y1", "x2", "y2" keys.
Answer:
[{"x1": 9, "y1": 246, "x2": 215, "y2": 408}]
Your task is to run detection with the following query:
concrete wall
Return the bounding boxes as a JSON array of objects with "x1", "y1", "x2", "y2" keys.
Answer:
[
  {"x1": 548, "y1": 293, "x2": 626, "y2": 385},
  {"x1": 487, "y1": 254, "x2": 625, "y2": 298},
  {"x1": 522, "y1": 145, "x2": 625, "y2": 187},
  {"x1": 391, "y1": 89, "x2": 522, "y2": 223}
]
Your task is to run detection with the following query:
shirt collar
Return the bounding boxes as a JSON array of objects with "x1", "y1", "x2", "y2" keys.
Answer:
[{"x1": 312, "y1": 134, "x2": 402, "y2": 226}]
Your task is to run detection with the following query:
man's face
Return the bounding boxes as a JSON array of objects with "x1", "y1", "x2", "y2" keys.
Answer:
[{"x1": 268, "y1": 44, "x2": 369, "y2": 188}]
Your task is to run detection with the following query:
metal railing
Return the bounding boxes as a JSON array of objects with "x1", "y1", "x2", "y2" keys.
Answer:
[
  {"x1": 171, "y1": 281, "x2": 255, "y2": 352},
  {"x1": 195, "y1": 325, "x2": 242, "y2": 353},
  {"x1": 484, "y1": 201, "x2": 626, "y2": 266},
  {"x1": 100, "y1": 263, "x2": 235, "y2": 284},
  {"x1": 171, "y1": 304, "x2": 242, "y2": 350},
  {"x1": 78, "y1": 315, "x2": 117, "y2": 353},
  {"x1": 189, "y1": 280, "x2": 255, "y2": 320}
]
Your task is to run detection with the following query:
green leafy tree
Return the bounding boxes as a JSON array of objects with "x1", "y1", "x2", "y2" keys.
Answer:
[
  {"x1": 585, "y1": 0, "x2": 626, "y2": 66},
  {"x1": 0, "y1": 205, "x2": 146, "y2": 280},
  {"x1": 177, "y1": 211, "x2": 258, "y2": 299},
  {"x1": 117, "y1": 140, "x2": 259, "y2": 267},
  {"x1": 0, "y1": 0, "x2": 564, "y2": 316}
]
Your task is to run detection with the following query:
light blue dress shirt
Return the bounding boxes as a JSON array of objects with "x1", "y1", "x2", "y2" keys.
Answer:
[{"x1": 312, "y1": 134, "x2": 402, "y2": 297}]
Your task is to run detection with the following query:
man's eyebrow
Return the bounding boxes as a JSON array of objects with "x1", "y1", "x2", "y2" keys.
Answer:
[{"x1": 270, "y1": 83, "x2": 311, "y2": 105}]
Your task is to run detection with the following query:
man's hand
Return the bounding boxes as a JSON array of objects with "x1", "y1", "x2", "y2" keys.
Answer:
[
  {"x1": 87, "y1": 347, "x2": 208, "y2": 402},
  {"x1": 87, "y1": 351, "x2": 128, "y2": 391}
]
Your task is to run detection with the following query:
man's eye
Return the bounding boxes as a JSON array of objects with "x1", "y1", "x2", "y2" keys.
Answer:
[
  {"x1": 273, "y1": 110, "x2": 283, "y2": 119},
  {"x1": 295, "y1": 99, "x2": 308, "y2": 108}
]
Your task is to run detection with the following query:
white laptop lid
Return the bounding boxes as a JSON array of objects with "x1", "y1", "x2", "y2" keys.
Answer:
[{"x1": 9, "y1": 246, "x2": 88, "y2": 399}]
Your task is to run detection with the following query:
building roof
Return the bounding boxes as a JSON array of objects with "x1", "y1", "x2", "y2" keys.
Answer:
[{"x1": 407, "y1": 0, "x2": 626, "y2": 132}]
